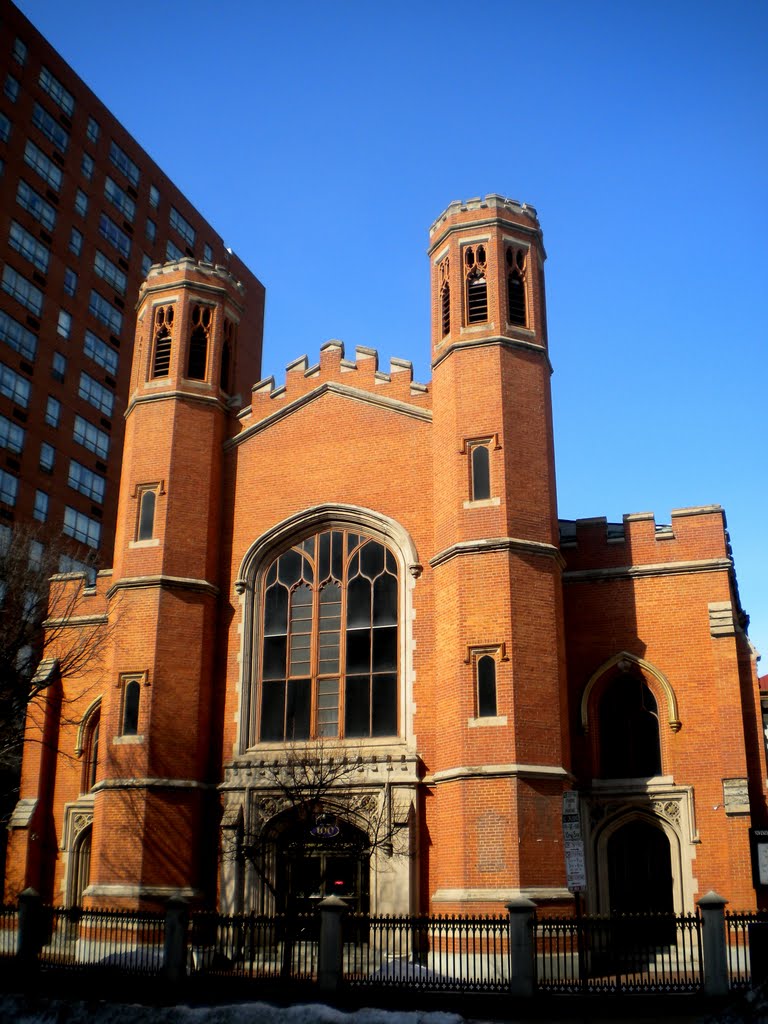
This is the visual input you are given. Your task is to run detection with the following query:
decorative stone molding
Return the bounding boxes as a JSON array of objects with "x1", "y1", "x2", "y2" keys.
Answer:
[{"x1": 709, "y1": 601, "x2": 736, "y2": 638}]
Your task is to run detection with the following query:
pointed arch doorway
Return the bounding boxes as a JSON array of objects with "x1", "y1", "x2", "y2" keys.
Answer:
[{"x1": 607, "y1": 818, "x2": 675, "y2": 946}]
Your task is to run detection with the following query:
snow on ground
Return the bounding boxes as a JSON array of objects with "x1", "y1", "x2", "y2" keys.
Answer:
[{"x1": 0, "y1": 997, "x2": 467, "y2": 1024}]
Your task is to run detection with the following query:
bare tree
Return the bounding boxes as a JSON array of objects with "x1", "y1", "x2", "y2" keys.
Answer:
[{"x1": 0, "y1": 522, "x2": 112, "y2": 875}]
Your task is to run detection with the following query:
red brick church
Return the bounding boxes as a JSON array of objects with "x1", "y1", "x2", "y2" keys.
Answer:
[{"x1": 6, "y1": 195, "x2": 766, "y2": 916}]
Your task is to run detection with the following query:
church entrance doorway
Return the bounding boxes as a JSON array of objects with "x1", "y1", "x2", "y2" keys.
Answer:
[
  {"x1": 607, "y1": 818, "x2": 675, "y2": 945},
  {"x1": 275, "y1": 816, "x2": 370, "y2": 917}
]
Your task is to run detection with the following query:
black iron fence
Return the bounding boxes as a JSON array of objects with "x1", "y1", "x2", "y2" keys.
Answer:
[
  {"x1": 189, "y1": 911, "x2": 317, "y2": 979},
  {"x1": 0, "y1": 894, "x2": 764, "y2": 996},
  {"x1": 345, "y1": 913, "x2": 511, "y2": 990},
  {"x1": 725, "y1": 910, "x2": 768, "y2": 990},
  {"x1": 535, "y1": 912, "x2": 702, "y2": 993},
  {"x1": 39, "y1": 905, "x2": 165, "y2": 972}
]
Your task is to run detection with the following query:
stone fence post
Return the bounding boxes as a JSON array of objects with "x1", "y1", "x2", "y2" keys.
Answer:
[
  {"x1": 506, "y1": 897, "x2": 536, "y2": 997},
  {"x1": 317, "y1": 895, "x2": 347, "y2": 995},
  {"x1": 17, "y1": 887, "x2": 43, "y2": 970},
  {"x1": 163, "y1": 896, "x2": 190, "y2": 985},
  {"x1": 698, "y1": 890, "x2": 729, "y2": 997}
]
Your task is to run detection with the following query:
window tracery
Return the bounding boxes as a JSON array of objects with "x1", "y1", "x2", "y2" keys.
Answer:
[
  {"x1": 187, "y1": 304, "x2": 211, "y2": 380},
  {"x1": 151, "y1": 305, "x2": 173, "y2": 378},
  {"x1": 258, "y1": 528, "x2": 399, "y2": 742},
  {"x1": 506, "y1": 246, "x2": 527, "y2": 327},
  {"x1": 464, "y1": 245, "x2": 488, "y2": 324},
  {"x1": 439, "y1": 258, "x2": 450, "y2": 337}
]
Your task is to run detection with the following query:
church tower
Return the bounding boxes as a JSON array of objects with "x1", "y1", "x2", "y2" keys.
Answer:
[
  {"x1": 427, "y1": 196, "x2": 571, "y2": 911},
  {"x1": 85, "y1": 259, "x2": 247, "y2": 908}
]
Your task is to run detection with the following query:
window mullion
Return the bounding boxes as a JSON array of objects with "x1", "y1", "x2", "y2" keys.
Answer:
[{"x1": 310, "y1": 579, "x2": 320, "y2": 737}]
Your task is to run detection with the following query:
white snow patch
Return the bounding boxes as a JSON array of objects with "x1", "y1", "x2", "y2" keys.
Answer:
[{"x1": 0, "y1": 997, "x2": 467, "y2": 1024}]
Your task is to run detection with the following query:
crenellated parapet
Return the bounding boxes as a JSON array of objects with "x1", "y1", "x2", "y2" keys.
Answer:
[
  {"x1": 237, "y1": 340, "x2": 431, "y2": 430},
  {"x1": 559, "y1": 505, "x2": 731, "y2": 574}
]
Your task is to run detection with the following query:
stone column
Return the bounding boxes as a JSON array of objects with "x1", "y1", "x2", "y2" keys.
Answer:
[
  {"x1": 318, "y1": 895, "x2": 347, "y2": 995},
  {"x1": 506, "y1": 896, "x2": 536, "y2": 997},
  {"x1": 698, "y1": 890, "x2": 729, "y2": 997}
]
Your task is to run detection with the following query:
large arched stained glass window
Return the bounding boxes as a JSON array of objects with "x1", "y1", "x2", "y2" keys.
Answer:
[{"x1": 259, "y1": 529, "x2": 398, "y2": 742}]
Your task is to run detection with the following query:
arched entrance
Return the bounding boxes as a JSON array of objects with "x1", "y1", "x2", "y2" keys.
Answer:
[
  {"x1": 71, "y1": 826, "x2": 92, "y2": 907},
  {"x1": 275, "y1": 815, "x2": 370, "y2": 916},
  {"x1": 607, "y1": 818, "x2": 675, "y2": 946},
  {"x1": 607, "y1": 818, "x2": 673, "y2": 914}
]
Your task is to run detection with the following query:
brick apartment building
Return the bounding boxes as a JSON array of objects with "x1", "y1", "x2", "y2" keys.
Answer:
[
  {"x1": 0, "y1": 0, "x2": 263, "y2": 566},
  {"x1": 5, "y1": 194, "x2": 766, "y2": 919}
]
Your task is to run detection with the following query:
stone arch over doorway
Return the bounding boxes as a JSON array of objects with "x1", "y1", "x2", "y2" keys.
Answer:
[{"x1": 593, "y1": 807, "x2": 685, "y2": 915}]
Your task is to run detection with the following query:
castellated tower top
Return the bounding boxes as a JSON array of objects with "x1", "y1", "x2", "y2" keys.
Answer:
[
  {"x1": 428, "y1": 194, "x2": 542, "y2": 249},
  {"x1": 137, "y1": 256, "x2": 246, "y2": 305}
]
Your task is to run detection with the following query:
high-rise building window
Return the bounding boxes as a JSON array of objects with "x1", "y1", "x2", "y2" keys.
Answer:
[
  {"x1": 149, "y1": 184, "x2": 160, "y2": 209},
  {"x1": 38, "y1": 67, "x2": 75, "y2": 116},
  {"x1": 104, "y1": 176, "x2": 135, "y2": 221},
  {"x1": 33, "y1": 489, "x2": 48, "y2": 522},
  {"x1": 73, "y1": 415, "x2": 110, "y2": 459},
  {"x1": 63, "y1": 268, "x2": 78, "y2": 297},
  {"x1": 13, "y1": 38, "x2": 28, "y2": 65},
  {"x1": 0, "y1": 310, "x2": 37, "y2": 361},
  {"x1": 32, "y1": 102, "x2": 69, "y2": 152},
  {"x1": 88, "y1": 290, "x2": 122, "y2": 335},
  {"x1": 74, "y1": 189, "x2": 88, "y2": 217},
  {"x1": 16, "y1": 180, "x2": 56, "y2": 231},
  {"x1": 94, "y1": 251, "x2": 127, "y2": 295},
  {"x1": 78, "y1": 371, "x2": 114, "y2": 417},
  {"x1": 86, "y1": 117, "x2": 100, "y2": 144},
  {"x1": 84, "y1": 330, "x2": 118, "y2": 376},
  {"x1": 9, "y1": 220, "x2": 50, "y2": 274},
  {"x1": 0, "y1": 414, "x2": 25, "y2": 455},
  {"x1": 141, "y1": 254, "x2": 152, "y2": 276},
  {"x1": 69, "y1": 227, "x2": 83, "y2": 257},
  {"x1": 81, "y1": 153, "x2": 94, "y2": 181},
  {"x1": 108, "y1": 141, "x2": 139, "y2": 187},
  {"x1": 0, "y1": 364, "x2": 31, "y2": 408},
  {"x1": 2, "y1": 265, "x2": 44, "y2": 316},
  {"x1": 68, "y1": 460, "x2": 105, "y2": 503},
  {"x1": 0, "y1": 470, "x2": 18, "y2": 507},
  {"x1": 0, "y1": 112, "x2": 10, "y2": 144},
  {"x1": 52, "y1": 352, "x2": 67, "y2": 382},
  {"x1": 98, "y1": 213, "x2": 131, "y2": 259},
  {"x1": 45, "y1": 396, "x2": 61, "y2": 428},
  {"x1": 169, "y1": 207, "x2": 196, "y2": 247},
  {"x1": 39, "y1": 442, "x2": 55, "y2": 473},
  {"x1": 64, "y1": 506, "x2": 101, "y2": 548},
  {"x1": 166, "y1": 239, "x2": 183, "y2": 262},
  {"x1": 203, "y1": 243, "x2": 213, "y2": 263},
  {"x1": 145, "y1": 218, "x2": 156, "y2": 243},
  {"x1": 57, "y1": 310, "x2": 72, "y2": 339},
  {"x1": 4, "y1": 75, "x2": 19, "y2": 102},
  {"x1": 23, "y1": 141, "x2": 62, "y2": 191}
]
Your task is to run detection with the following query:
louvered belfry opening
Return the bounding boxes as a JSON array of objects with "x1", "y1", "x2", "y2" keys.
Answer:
[
  {"x1": 464, "y1": 245, "x2": 488, "y2": 324},
  {"x1": 506, "y1": 246, "x2": 527, "y2": 326},
  {"x1": 439, "y1": 256, "x2": 451, "y2": 337},
  {"x1": 151, "y1": 305, "x2": 173, "y2": 378},
  {"x1": 188, "y1": 304, "x2": 211, "y2": 380}
]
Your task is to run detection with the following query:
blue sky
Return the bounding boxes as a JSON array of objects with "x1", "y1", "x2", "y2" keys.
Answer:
[{"x1": 18, "y1": 0, "x2": 768, "y2": 661}]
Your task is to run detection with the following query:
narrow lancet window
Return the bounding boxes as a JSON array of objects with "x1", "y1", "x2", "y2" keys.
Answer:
[
  {"x1": 138, "y1": 489, "x2": 156, "y2": 541},
  {"x1": 477, "y1": 655, "x2": 497, "y2": 717},
  {"x1": 465, "y1": 245, "x2": 488, "y2": 324},
  {"x1": 187, "y1": 304, "x2": 211, "y2": 380},
  {"x1": 122, "y1": 679, "x2": 140, "y2": 736},
  {"x1": 471, "y1": 444, "x2": 491, "y2": 501},
  {"x1": 152, "y1": 305, "x2": 173, "y2": 378},
  {"x1": 506, "y1": 247, "x2": 527, "y2": 326}
]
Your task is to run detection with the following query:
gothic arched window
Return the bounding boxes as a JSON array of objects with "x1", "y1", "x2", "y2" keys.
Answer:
[
  {"x1": 81, "y1": 705, "x2": 100, "y2": 793},
  {"x1": 599, "y1": 673, "x2": 661, "y2": 778},
  {"x1": 506, "y1": 246, "x2": 527, "y2": 327},
  {"x1": 258, "y1": 529, "x2": 399, "y2": 742},
  {"x1": 152, "y1": 305, "x2": 173, "y2": 378},
  {"x1": 464, "y1": 245, "x2": 488, "y2": 324},
  {"x1": 187, "y1": 304, "x2": 211, "y2": 380}
]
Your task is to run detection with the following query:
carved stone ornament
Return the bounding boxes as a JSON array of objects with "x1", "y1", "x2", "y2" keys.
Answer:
[{"x1": 72, "y1": 811, "x2": 93, "y2": 837}]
